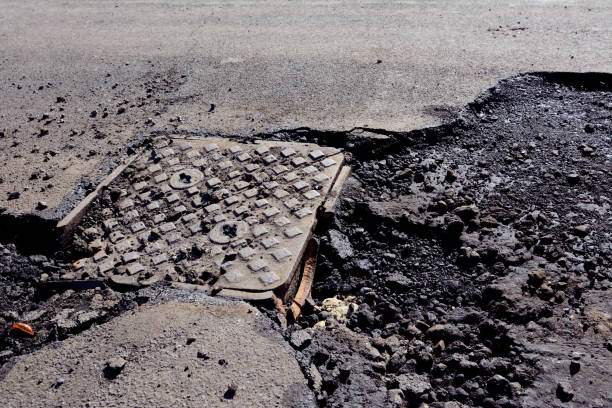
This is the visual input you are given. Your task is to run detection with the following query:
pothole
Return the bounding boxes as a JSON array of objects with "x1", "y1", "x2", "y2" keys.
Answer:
[{"x1": 1, "y1": 72, "x2": 611, "y2": 408}]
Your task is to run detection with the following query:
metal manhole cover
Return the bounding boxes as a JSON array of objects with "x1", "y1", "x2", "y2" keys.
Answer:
[{"x1": 65, "y1": 136, "x2": 345, "y2": 296}]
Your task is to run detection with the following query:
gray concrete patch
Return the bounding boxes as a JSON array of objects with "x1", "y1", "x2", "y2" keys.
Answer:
[{"x1": 0, "y1": 299, "x2": 314, "y2": 407}]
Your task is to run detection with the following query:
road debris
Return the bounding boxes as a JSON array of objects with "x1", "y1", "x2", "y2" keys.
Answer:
[
  {"x1": 9, "y1": 322, "x2": 34, "y2": 337},
  {"x1": 103, "y1": 356, "x2": 127, "y2": 379},
  {"x1": 315, "y1": 296, "x2": 357, "y2": 323}
]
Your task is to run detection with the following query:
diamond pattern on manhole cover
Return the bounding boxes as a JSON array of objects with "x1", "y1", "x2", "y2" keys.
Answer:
[{"x1": 69, "y1": 136, "x2": 344, "y2": 293}]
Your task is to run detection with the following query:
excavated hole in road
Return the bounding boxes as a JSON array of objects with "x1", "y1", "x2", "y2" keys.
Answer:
[
  {"x1": 269, "y1": 72, "x2": 612, "y2": 407},
  {"x1": 2, "y1": 72, "x2": 612, "y2": 408}
]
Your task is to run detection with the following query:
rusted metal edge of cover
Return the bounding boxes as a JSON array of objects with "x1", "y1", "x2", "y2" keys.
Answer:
[{"x1": 289, "y1": 238, "x2": 319, "y2": 321}]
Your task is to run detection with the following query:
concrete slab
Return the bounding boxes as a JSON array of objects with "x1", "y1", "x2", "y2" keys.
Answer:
[
  {"x1": 0, "y1": 299, "x2": 314, "y2": 407},
  {"x1": 0, "y1": 1, "x2": 610, "y2": 215}
]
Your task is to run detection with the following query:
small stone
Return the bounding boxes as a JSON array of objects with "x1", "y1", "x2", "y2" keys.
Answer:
[
  {"x1": 556, "y1": 381, "x2": 574, "y2": 402},
  {"x1": 29, "y1": 254, "x2": 48, "y2": 264},
  {"x1": 458, "y1": 358, "x2": 480, "y2": 375},
  {"x1": 327, "y1": 229, "x2": 354, "y2": 261},
  {"x1": 290, "y1": 330, "x2": 312, "y2": 350},
  {"x1": 224, "y1": 382, "x2": 238, "y2": 399},
  {"x1": 445, "y1": 169, "x2": 457, "y2": 182},
  {"x1": 393, "y1": 373, "x2": 431, "y2": 397},
  {"x1": 104, "y1": 357, "x2": 126, "y2": 379},
  {"x1": 83, "y1": 227, "x2": 101, "y2": 240},
  {"x1": 536, "y1": 284, "x2": 554, "y2": 300},
  {"x1": 579, "y1": 144, "x2": 595, "y2": 156},
  {"x1": 572, "y1": 224, "x2": 590, "y2": 237},
  {"x1": 36, "y1": 201, "x2": 48, "y2": 210},
  {"x1": 338, "y1": 364, "x2": 351, "y2": 383},
  {"x1": 454, "y1": 205, "x2": 479, "y2": 221},
  {"x1": 480, "y1": 215, "x2": 498, "y2": 228},
  {"x1": 433, "y1": 340, "x2": 446, "y2": 354},
  {"x1": 415, "y1": 320, "x2": 430, "y2": 333},
  {"x1": 426, "y1": 324, "x2": 461, "y2": 343},
  {"x1": 487, "y1": 374, "x2": 511, "y2": 396},
  {"x1": 387, "y1": 389, "x2": 404, "y2": 405},
  {"x1": 569, "y1": 360, "x2": 580, "y2": 375},
  {"x1": 60, "y1": 272, "x2": 76, "y2": 280},
  {"x1": 527, "y1": 268, "x2": 546, "y2": 287},
  {"x1": 567, "y1": 173, "x2": 580, "y2": 184},
  {"x1": 197, "y1": 350, "x2": 210, "y2": 360},
  {"x1": 386, "y1": 273, "x2": 412, "y2": 292},
  {"x1": 510, "y1": 382, "x2": 522, "y2": 396},
  {"x1": 445, "y1": 217, "x2": 464, "y2": 240}
]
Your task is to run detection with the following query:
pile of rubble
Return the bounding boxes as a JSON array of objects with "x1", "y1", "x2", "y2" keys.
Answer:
[{"x1": 280, "y1": 73, "x2": 612, "y2": 407}]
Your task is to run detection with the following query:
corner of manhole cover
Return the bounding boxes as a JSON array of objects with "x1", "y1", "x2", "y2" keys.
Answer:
[{"x1": 58, "y1": 136, "x2": 346, "y2": 298}]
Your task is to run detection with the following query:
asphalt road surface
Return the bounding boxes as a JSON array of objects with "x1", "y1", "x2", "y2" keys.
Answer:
[{"x1": 0, "y1": 0, "x2": 611, "y2": 214}]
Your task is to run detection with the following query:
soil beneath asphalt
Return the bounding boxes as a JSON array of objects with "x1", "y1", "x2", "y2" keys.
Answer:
[{"x1": 1, "y1": 72, "x2": 611, "y2": 407}]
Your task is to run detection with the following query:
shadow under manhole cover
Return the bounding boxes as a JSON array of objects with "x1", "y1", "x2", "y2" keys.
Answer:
[{"x1": 57, "y1": 136, "x2": 347, "y2": 300}]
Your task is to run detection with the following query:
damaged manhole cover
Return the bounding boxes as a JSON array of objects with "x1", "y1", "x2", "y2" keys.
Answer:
[{"x1": 59, "y1": 137, "x2": 346, "y2": 299}]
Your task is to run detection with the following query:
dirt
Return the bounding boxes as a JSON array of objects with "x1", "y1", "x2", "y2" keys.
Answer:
[{"x1": 1, "y1": 72, "x2": 611, "y2": 407}]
